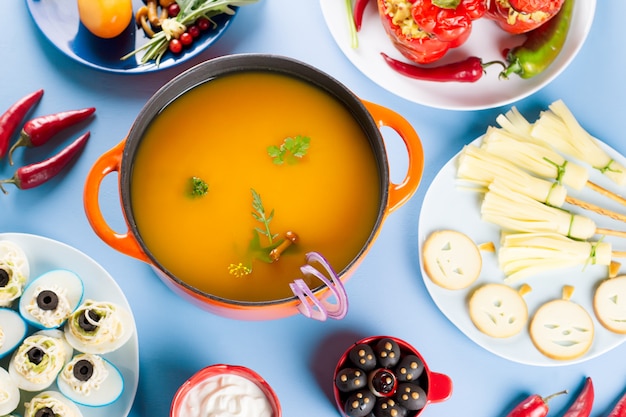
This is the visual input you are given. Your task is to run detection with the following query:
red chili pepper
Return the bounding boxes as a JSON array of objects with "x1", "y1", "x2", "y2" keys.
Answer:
[
  {"x1": 0, "y1": 131, "x2": 90, "y2": 194},
  {"x1": 0, "y1": 89, "x2": 44, "y2": 159},
  {"x1": 486, "y1": 0, "x2": 565, "y2": 34},
  {"x1": 505, "y1": 389, "x2": 567, "y2": 417},
  {"x1": 609, "y1": 390, "x2": 626, "y2": 417},
  {"x1": 381, "y1": 52, "x2": 503, "y2": 82},
  {"x1": 353, "y1": 0, "x2": 370, "y2": 31},
  {"x1": 8, "y1": 106, "x2": 95, "y2": 165},
  {"x1": 562, "y1": 377, "x2": 593, "y2": 417}
]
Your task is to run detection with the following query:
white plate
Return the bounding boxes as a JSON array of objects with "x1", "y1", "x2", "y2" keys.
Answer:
[
  {"x1": 0, "y1": 233, "x2": 138, "y2": 416},
  {"x1": 418, "y1": 136, "x2": 626, "y2": 366},
  {"x1": 320, "y1": 0, "x2": 596, "y2": 110}
]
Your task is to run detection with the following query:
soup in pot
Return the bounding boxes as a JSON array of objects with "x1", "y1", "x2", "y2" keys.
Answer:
[{"x1": 130, "y1": 71, "x2": 382, "y2": 302}]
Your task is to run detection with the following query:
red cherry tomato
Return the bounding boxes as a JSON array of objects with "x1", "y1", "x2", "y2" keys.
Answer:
[
  {"x1": 197, "y1": 17, "x2": 211, "y2": 31},
  {"x1": 179, "y1": 32, "x2": 193, "y2": 46},
  {"x1": 187, "y1": 25, "x2": 201, "y2": 38},
  {"x1": 168, "y1": 3, "x2": 180, "y2": 17},
  {"x1": 411, "y1": 0, "x2": 472, "y2": 43},
  {"x1": 169, "y1": 38, "x2": 183, "y2": 54}
]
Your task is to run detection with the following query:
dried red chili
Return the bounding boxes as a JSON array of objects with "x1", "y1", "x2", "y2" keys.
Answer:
[
  {"x1": 0, "y1": 131, "x2": 90, "y2": 194},
  {"x1": 609, "y1": 390, "x2": 626, "y2": 417},
  {"x1": 562, "y1": 377, "x2": 593, "y2": 417},
  {"x1": 505, "y1": 389, "x2": 567, "y2": 417},
  {"x1": 381, "y1": 52, "x2": 503, "y2": 82},
  {"x1": 0, "y1": 89, "x2": 44, "y2": 160},
  {"x1": 8, "y1": 106, "x2": 95, "y2": 165}
]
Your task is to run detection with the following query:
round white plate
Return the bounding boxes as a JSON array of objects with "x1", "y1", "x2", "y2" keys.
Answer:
[
  {"x1": 418, "y1": 135, "x2": 626, "y2": 366},
  {"x1": 0, "y1": 233, "x2": 138, "y2": 416},
  {"x1": 320, "y1": 0, "x2": 596, "y2": 110}
]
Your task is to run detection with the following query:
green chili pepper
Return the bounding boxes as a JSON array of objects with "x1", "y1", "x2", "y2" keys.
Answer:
[{"x1": 500, "y1": 0, "x2": 574, "y2": 79}]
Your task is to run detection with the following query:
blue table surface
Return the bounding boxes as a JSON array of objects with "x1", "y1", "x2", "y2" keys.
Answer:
[{"x1": 3, "y1": 1, "x2": 626, "y2": 416}]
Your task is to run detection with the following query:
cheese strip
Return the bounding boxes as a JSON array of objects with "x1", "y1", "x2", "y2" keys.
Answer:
[
  {"x1": 457, "y1": 144, "x2": 567, "y2": 206},
  {"x1": 499, "y1": 232, "x2": 612, "y2": 283},
  {"x1": 531, "y1": 100, "x2": 626, "y2": 185},
  {"x1": 481, "y1": 179, "x2": 597, "y2": 240}
]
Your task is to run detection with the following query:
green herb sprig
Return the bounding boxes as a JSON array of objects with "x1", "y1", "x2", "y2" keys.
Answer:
[
  {"x1": 122, "y1": 0, "x2": 259, "y2": 66},
  {"x1": 267, "y1": 135, "x2": 311, "y2": 165},
  {"x1": 251, "y1": 189, "x2": 277, "y2": 244}
]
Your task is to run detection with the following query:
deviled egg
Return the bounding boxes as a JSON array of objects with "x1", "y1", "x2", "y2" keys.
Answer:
[
  {"x1": 64, "y1": 300, "x2": 133, "y2": 354},
  {"x1": 0, "y1": 240, "x2": 30, "y2": 307},
  {"x1": 24, "y1": 390, "x2": 84, "y2": 417},
  {"x1": 8, "y1": 329, "x2": 73, "y2": 391},
  {"x1": 0, "y1": 307, "x2": 28, "y2": 359},
  {"x1": 0, "y1": 366, "x2": 20, "y2": 415},
  {"x1": 19, "y1": 269, "x2": 84, "y2": 330},
  {"x1": 57, "y1": 353, "x2": 124, "y2": 407}
]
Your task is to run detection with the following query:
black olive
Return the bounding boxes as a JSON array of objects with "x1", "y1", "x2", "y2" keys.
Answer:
[
  {"x1": 0, "y1": 268, "x2": 10, "y2": 287},
  {"x1": 27, "y1": 347, "x2": 45, "y2": 365},
  {"x1": 394, "y1": 354, "x2": 425, "y2": 383},
  {"x1": 344, "y1": 389, "x2": 376, "y2": 417},
  {"x1": 34, "y1": 407, "x2": 55, "y2": 417},
  {"x1": 36, "y1": 290, "x2": 59, "y2": 311},
  {"x1": 374, "y1": 338, "x2": 401, "y2": 368},
  {"x1": 73, "y1": 359, "x2": 94, "y2": 381},
  {"x1": 335, "y1": 367, "x2": 367, "y2": 393},
  {"x1": 395, "y1": 383, "x2": 427, "y2": 411},
  {"x1": 349, "y1": 343, "x2": 377, "y2": 372},
  {"x1": 374, "y1": 398, "x2": 407, "y2": 417},
  {"x1": 78, "y1": 309, "x2": 101, "y2": 332}
]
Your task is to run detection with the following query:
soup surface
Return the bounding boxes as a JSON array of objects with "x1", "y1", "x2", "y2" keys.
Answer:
[{"x1": 130, "y1": 71, "x2": 382, "y2": 302}]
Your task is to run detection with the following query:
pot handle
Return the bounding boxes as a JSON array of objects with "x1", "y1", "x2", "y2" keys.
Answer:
[
  {"x1": 361, "y1": 100, "x2": 424, "y2": 213},
  {"x1": 83, "y1": 139, "x2": 149, "y2": 263}
]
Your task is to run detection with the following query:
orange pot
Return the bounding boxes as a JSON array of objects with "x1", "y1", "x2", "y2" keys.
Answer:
[{"x1": 83, "y1": 54, "x2": 424, "y2": 321}]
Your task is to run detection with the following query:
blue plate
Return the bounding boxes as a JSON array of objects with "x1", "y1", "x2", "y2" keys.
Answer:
[{"x1": 25, "y1": 0, "x2": 237, "y2": 74}]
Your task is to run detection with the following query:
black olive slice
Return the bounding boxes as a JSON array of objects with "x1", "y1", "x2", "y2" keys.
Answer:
[
  {"x1": 0, "y1": 268, "x2": 9, "y2": 287},
  {"x1": 35, "y1": 407, "x2": 55, "y2": 417},
  {"x1": 36, "y1": 290, "x2": 59, "y2": 311},
  {"x1": 78, "y1": 309, "x2": 101, "y2": 332},
  {"x1": 27, "y1": 347, "x2": 45, "y2": 365},
  {"x1": 73, "y1": 359, "x2": 94, "y2": 381}
]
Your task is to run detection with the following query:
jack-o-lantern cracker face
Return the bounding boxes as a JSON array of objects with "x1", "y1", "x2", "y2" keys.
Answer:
[
  {"x1": 469, "y1": 283, "x2": 529, "y2": 338},
  {"x1": 529, "y1": 299, "x2": 594, "y2": 360},
  {"x1": 594, "y1": 276, "x2": 626, "y2": 334},
  {"x1": 422, "y1": 230, "x2": 482, "y2": 290}
]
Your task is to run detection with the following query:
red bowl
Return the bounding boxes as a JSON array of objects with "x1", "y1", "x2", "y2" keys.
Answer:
[{"x1": 333, "y1": 335, "x2": 452, "y2": 417}]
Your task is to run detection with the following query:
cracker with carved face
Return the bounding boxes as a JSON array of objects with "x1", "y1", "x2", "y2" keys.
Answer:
[
  {"x1": 594, "y1": 275, "x2": 626, "y2": 334},
  {"x1": 529, "y1": 286, "x2": 594, "y2": 360},
  {"x1": 468, "y1": 283, "x2": 530, "y2": 338},
  {"x1": 422, "y1": 230, "x2": 482, "y2": 290}
]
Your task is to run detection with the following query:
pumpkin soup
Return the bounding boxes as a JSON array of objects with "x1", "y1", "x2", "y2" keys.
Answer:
[{"x1": 129, "y1": 71, "x2": 382, "y2": 302}]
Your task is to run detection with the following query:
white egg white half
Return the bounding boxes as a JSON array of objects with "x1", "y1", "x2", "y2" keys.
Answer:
[
  {"x1": 19, "y1": 269, "x2": 84, "y2": 330},
  {"x1": 64, "y1": 302, "x2": 134, "y2": 354},
  {"x1": 0, "y1": 240, "x2": 30, "y2": 280},
  {"x1": 57, "y1": 354, "x2": 124, "y2": 407},
  {"x1": 0, "y1": 308, "x2": 28, "y2": 358},
  {"x1": 24, "y1": 390, "x2": 84, "y2": 417},
  {"x1": 8, "y1": 329, "x2": 74, "y2": 392},
  {"x1": 0, "y1": 366, "x2": 20, "y2": 415}
]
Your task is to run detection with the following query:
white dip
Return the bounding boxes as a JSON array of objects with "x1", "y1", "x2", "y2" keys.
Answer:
[{"x1": 178, "y1": 373, "x2": 273, "y2": 417}]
